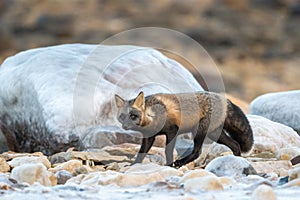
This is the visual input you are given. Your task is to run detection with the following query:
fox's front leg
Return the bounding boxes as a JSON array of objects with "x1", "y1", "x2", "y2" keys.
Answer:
[
  {"x1": 172, "y1": 118, "x2": 209, "y2": 167},
  {"x1": 132, "y1": 136, "x2": 155, "y2": 165},
  {"x1": 165, "y1": 132, "x2": 177, "y2": 166}
]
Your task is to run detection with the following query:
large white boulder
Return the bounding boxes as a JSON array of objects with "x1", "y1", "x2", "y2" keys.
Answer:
[
  {"x1": 248, "y1": 115, "x2": 300, "y2": 154},
  {"x1": 0, "y1": 44, "x2": 202, "y2": 154},
  {"x1": 250, "y1": 90, "x2": 300, "y2": 134}
]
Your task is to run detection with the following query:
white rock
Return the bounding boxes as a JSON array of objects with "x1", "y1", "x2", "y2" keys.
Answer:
[
  {"x1": 0, "y1": 44, "x2": 202, "y2": 154},
  {"x1": 184, "y1": 176, "x2": 223, "y2": 192},
  {"x1": 251, "y1": 184, "x2": 277, "y2": 200},
  {"x1": 250, "y1": 90, "x2": 300, "y2": 134},
  {"x1": 276, "y1": 147, "x2": 300, "y2": 160},
  {"x1": 8, "y1": 156, "x2": 51, "y2": 169},
  {"x1": 248, "y1": 115, "x2": 300, "y2": 154},
  {"x1": 10, "y1": 163, "x2": 55, "y2": 186},
  {"x1": 205, "y1": 155, "x2": 256, "y2": 177}
]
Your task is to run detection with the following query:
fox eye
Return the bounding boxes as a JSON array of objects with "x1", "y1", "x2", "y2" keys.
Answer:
[{"x1": 130, "y1": 114, "x2": 138, "y2": 120}]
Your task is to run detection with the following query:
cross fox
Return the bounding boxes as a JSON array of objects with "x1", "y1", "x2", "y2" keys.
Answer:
[{"x1": 115, "y1": 91, "x2": 253, "y2": 167}]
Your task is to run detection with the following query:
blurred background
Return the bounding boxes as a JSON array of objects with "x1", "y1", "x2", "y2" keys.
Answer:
[{"x1": 0, "y1": 0, "x2": 299, "y2": 101}]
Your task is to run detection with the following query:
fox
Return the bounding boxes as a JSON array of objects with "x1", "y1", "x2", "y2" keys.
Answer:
[{"x1": 115, "y1": 91, "x2": 253, "y2": 167}]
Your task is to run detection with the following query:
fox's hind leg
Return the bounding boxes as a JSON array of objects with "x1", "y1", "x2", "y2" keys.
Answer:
[
  {"x1": 216, "y1": 129, "x2": 241, "y2": 156},
  {"x1": 208, "y1": 127, "x2": 241, "y2": 156}
]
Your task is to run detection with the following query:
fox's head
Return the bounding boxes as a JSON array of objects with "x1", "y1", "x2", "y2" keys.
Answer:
[{"x1": 114, "y1": 91, "x2": 166, "y2": 133}]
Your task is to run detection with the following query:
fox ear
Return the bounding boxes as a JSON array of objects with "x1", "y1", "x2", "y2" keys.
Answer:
[
  {"x1": 115, "y1": 94, "x2": 125, "y2": 108},
  {"x1": 133, "y1": 91, "x2": 145, "y2": 109}
]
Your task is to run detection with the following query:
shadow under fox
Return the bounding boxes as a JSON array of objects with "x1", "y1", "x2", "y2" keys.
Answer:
[{"x1": 115, "y1": 91, "x2": 253, "y2": 167}]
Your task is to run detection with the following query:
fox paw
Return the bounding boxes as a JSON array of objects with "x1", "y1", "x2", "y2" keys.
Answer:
[{"x1": 171, "y1": 160, "x2": 184, "y2": 168}]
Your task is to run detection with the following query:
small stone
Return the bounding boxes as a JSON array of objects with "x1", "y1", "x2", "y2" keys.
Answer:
[
  {"x1": 184, "y1": 176, "x2": 223, "y2": 192},
  {"x1": 288, "y1": 165, "x2": 300, "y2": 181},
  {"x1": 219, "y1": 176, "x2": 236, "y2": 188},
  {"x1": 276, "y1": 147, "x2": 300, "y2": 160},
  {"x1": 49, "y1": 160, "x2": 83, "y2": 173},
  {"x1": 105, "y1": 162, "x2": 120, "y2": 171},
  {"x1": 72, "y1": 166, "x2": 89, "y2": 176},
  {"x1": 205, "y1": 155, "x2": 256, "y2": 177},
  {"x1": 181, "y1": 169, "x2": 216, "y2": 183},
  {"x1": 10, "y1": 163, "x2": 54, "y2": 186},
  {"x1": 119, "y1": 172, "x2": 163, "y2": 187},
  {"x1": 291, "y1": 155, "x2": 300, "y2": 165},
  {"x1": 68, "y1": 171, "x2": 122, "y2": 186},
  {"x1": 0, "y1": 157, "x2": 10, "y2": 172},
  {"x1": 8, "y1": 156, "x2": 51, "y2": 169},
  {"x1": 251, "y1": 184, "x2": 277, "y2": 200},
  {"x1": 55, "y1": 170, "x2": 73, "y2": 185}
]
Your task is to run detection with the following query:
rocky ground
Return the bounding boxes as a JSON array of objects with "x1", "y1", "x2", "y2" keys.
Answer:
[
  {"x1": 0, "y1": 0, "x2": 299, "y2": 101},
  {"x1": 0, "y1": 113, "x2": 300, "y2": 199}
]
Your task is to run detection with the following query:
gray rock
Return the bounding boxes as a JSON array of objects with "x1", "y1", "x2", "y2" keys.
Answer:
[
  {"x1": 55, "y1": 170, "x2": 73, "y2": 185},
  {"x1": 205, "y1": 155, "x2": 257, "y2": 177},
  {"x1": 250, "y1": 90, "x2": 300, "y2": 134}
]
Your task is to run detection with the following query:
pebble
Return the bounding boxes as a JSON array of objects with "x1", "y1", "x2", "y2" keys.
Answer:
[
  {"x1": 55, "y1": 170, "x2": 73, "y2": 185},
  {"x1": 251, "y1": 184, "x2": 277, "y2": 200},
  {"x1": 184, "y1": 176, "x2": 224, "y2": 192},
  {"x1": 276, "y1": 147, "x2": 300, "y2": 160},
  {"x1": 49, "y1": 160, "x2": 83, "y2": 173},
  {"x1": 0, "y1": 157, "x2": 10, "y2": 172}
]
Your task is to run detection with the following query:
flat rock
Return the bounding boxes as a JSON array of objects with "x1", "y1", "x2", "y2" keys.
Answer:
[
  {"x1": 50, "y1": 149, "x2": 131, "y2": 165},
  {"x1": 250, "y1": 160, "x2": 292, "y2": 175},
  {"x1": 205, "y1": 155, "x2": 256, "y2": 177},
  {"x1": 8, "y1": 155, "x2": 51, "y2": 169},
  {"x1": 250, "y1": 90, "x2": 300, "y2": 134},
  {"x1": 248, "y1": 115, "x2": 300, "y2": 155}
]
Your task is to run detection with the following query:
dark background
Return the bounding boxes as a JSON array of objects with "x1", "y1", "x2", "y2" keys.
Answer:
[{"x1": 0, "y1": 0, "x2": 299, "y2": 101}]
